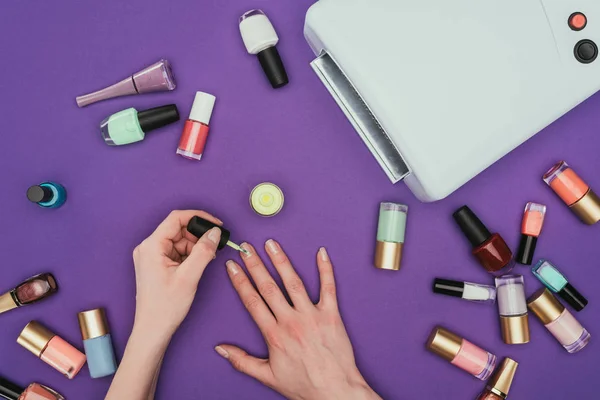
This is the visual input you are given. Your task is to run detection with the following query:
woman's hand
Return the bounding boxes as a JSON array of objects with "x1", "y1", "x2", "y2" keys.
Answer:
[
  {"x1": 132, "y1": 210, "x2": 222, "y2": 343},
  {"x1": 216, "y1": 241, "x2": 381, "y2": 400}
]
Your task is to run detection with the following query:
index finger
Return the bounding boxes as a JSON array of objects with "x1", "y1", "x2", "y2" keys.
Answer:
[{"x1": 151, "y1": 210, "x2": 222, "y2": 243}]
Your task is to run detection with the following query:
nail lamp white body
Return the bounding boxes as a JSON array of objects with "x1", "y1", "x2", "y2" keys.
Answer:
[{"x1": 304, "y1": 0, "x2": 600, "y2": 202}]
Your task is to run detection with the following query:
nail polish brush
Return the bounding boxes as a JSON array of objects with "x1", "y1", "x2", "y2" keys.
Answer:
[{"x1": 187, "y1": 216, "x2": 249, "y2": 255}]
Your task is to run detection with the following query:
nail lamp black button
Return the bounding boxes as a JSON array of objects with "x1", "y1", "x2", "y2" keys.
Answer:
[{"x1": 574, "y1": 40, "x2": 598, "y2": 64}]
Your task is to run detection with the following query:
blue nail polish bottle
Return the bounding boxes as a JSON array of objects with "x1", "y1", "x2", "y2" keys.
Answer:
[
  {"x1": 27, "y1": 182, "x2": 67, "y2": 208},
  {"x1": 78, "y1": 308, "x2": 117, "y2": 378}
]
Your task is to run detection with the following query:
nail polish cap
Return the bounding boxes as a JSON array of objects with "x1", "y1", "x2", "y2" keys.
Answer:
[
  {"x1": 0, "y1": 377, "x2": 23, "y2": 400},
  {"x1": 516, "y1": 235, "x2": 537, "y2": 265},
  {"x1": 187, "y1": 216, "x2": 230, "y2": 250},
  {"x1": 487, "y1": 358, "x2": 518, "y2": 398},
  {"x1": 452, "y1": 206, "x2": 492, "y2": 247},
  {"x1": 138, "y1": 104, "x2": 180, "y2": 133},
  {"x1": 426, "y1": 326, "x2": 463, "y2": 362},
  {"x1": 432, "y1": 278, "x2": 464, "y2": 298},
  {"x1": 558, "y1": 283, "x2": 588, "y2": 311},
  {"x1": 78, "y1": 308, "x2": 110, "y2": 340},
  {"x1": 17, "y1": 321, "x2": 55, "y2": 357},
  {"x1": 189, "y1": 92, "x2": 216, "y2": 125},
  {"x1": 27, "y1": 185, "x2": 54, "y2": 204},
  {"x1": 527, "y1": 288, "x2": 564, "y2": 325}
]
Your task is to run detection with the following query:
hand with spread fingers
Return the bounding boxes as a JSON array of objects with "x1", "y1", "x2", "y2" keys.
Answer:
[{"x1": 216, "y1": 240, "x2": 382, "y2": 400}]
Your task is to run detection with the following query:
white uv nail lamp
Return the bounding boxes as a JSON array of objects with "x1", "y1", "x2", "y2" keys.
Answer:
[{"x1": 304, "y1": 0, "x2": 600, "y2": 202}]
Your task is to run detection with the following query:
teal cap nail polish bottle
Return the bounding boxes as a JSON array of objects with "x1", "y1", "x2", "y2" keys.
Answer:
[
  {"x1": 100, "y1": 104, "x2": 179, "y2": 146},
  {"x1": 27, "y1": 182, "x2": 67, "y2": 208}
]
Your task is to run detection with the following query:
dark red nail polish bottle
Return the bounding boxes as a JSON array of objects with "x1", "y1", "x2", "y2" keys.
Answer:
[{"x1": 453, "y1": 206, "x2": 514, "y2": 276}]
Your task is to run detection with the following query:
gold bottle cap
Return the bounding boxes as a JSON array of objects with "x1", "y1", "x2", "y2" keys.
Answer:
[
  {"x1": 0, "y1": 291, "x2": 18, "y2": 314},
  {"x1": 487, "y1": 358, "x2": 518, "y2": 398},
  {"x1": 374, "y1": 241, "x2": 403, "y2": 271},
  {"x1": 527, "y1": 288, "x2": 564, "y2": 325},
  {"x1": 17, "y1": 321, "x2": 55, "y2": 357},
  {"x1": 500, "y1": 315, "x2": 530, "y2": 344},
  {"x1": 426, "y1": 326, "x2": 462, "y2": 362},
  {"x1": 570, "y1": 189, "x2": 600, "y2": 225},
  {"x1": 78, "y1": 308, "x2": 110, "y2": 340}
]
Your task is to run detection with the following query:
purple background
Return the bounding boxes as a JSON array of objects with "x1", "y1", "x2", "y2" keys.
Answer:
[{"x1": 0, "y1": 0, "x2": 598, "y2": 399}]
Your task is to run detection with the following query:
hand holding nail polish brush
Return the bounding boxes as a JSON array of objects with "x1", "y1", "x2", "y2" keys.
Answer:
[{"x1": 187, "y1": 216, "x2": 249, "y2": 255}]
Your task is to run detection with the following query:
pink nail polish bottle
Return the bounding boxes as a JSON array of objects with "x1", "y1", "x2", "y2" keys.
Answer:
[
  {"x1": 17, "y1": 321, "x2": 86, "y2": 379},
  {"x1": 426, "y1": 326, "x2": 497, "y2": 380}
]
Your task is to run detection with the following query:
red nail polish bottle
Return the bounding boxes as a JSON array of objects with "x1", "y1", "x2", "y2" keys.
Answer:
[
  {"x1": 177, "y1": 91, "x2": 216, "y2": 161},
  {"x1": 453, "y1": 206, "x2": 514, "y2": 276}
]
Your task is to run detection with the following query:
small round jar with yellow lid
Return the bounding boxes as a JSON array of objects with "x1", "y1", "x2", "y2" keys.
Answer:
[{"x1": 250, "y1": 183, "x2": 284, "y2": 217}]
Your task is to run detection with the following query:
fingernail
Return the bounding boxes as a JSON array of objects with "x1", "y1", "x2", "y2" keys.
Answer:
[
  {"x1": 226, "y1": 260, "x2": 239, "y2": 275},
  {"x1": 240, "y1": 243, "x2": 252, "y2": 258},
  {"x1": 266, "y1": 239, "x2": 279, "y2": 254},
  {"x1": 207, "y1": 227, "x2": 221, "y2": 244},
  {"x1": 319, "y1": 247, "x2": 329, "y2": 262},
  {"x1": 214, "y1": 346, "x2": 229, "y2": 359}
]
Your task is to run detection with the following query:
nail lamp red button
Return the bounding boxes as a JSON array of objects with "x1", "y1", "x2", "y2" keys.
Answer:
[{"x1": 569, "y1": 13, "x2": 587, "y2": 31}]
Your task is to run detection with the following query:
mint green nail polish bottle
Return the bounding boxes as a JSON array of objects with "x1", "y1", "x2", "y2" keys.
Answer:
[{"x1": 100, "y1": 104, "x2": 180, "y2": 146}]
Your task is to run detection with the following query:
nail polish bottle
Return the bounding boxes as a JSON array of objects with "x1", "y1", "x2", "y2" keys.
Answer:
[
  {"x1": 453, "y1": 206, "x2": 514, "y2": 276},
  {"x1": 528, "y1": 288, "x2": 591, "y2": 353},
  {"x1": 76, "y1": 59, "x2": 176, "y2": 107},
  {"x1": 532, "y1": 259, "x2": 588, "y2": 311},
  {"x1": 78, "y1": 308, "x2": 117, "y2": 378},
  {"x1": 0, "y1": 273, "x2": 58, "y2": 315},
  {"x1": 476, "y1": 358, "x2": 518, "y2": 400},
  {"x1": 27, "y1": 182, "x2": 67, "y2": 209},
  {"x1": 495, "y1": 275, "x2": 530, "y2": 344},
  {"x1": 374, "y1": 202, "x2": 408, "y2": 271},
  {"x1": 426, "y1": 326, "x2": 497, "y2": 380},
  {"x1": 101, "y1": 104, "x2": 180, "y2": 146},
  {"x1": 239, "y1": 10, "x2": 289, "y2": 88},
  {"x1": 17, "y1": 321, "x2": 86, "y2": 379},
  {"x1": 543, "y1": 161, "x2": 600, "y2": 225},
  {"x1": 432, "y1": 278, "x2": 496, "y2": 304},
  {"x1": 177, "y1": 92, "x2": 216, "y2": 160},
  {"x1": 516, "y1": 202, "x2": 546, "y2": 265},
  {"x1": 0, "y1": 377, "x2": 64, "y2": 400}
]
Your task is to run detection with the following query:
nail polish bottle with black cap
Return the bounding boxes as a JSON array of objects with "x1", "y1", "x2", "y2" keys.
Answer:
[
  {"x1": 27, "y1": 182, "x2": 66, "y2": 209},
  {"x1": 100, "y1": 104, "x2": 180, "y2": 146},
  {"x1": 239, "y1": 10, "x2": 289, "y2": 88},
  {"x1": 453, "y1": 206, "x2": 514, "y2": 276}
]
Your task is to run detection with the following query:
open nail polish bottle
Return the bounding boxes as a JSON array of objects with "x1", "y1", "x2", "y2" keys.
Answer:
[
  {"x1": 374, "y1": 202, "x2": 408, "y2": 271},
  {"x1": 0, "y1": 273, "x2": 58, "y2": 315},
  {"x1": 76, "y1": 59, "x2": 176, "y2": 107},
  {"x1": 476, "y1": 358, "x2": 518, "y2": 400},
  {"x1": 0, "y1": 376, "x2": 64, "y2": 400},
  {"x1": 101, "y1": 105, "x2": 180, "y2": 146},
  {"x1": 239, "y1": 10, "x2": 289, "y2": 88},
  {"x1": 27, "y1": 182, "x2": 66, "y2": 209},
  {"x1": 543, "y1": 161, "x2": 600, "y2": 225},
  {"x1": 78, "y1": 308, "x2": 117, "y2": 378},
  {"x1": 532, "y1": 259, "x2": 588, "y2": 311},
  {"x1": 426, "y1": 326, "x2": 497, "y2": 380},
  {"x1": 177, "y1": 92, "x2": 216, "y2": 160},
  {"x1": 516, "y1": 202, "x2": 546, "y2": 265},
  {"x1": 17, "y1": 321, "x2": 86, "y2": 379},
  {"x1": 453, "y1": 206, "x2": 514, "y2": 276},
  {"x1": 528, "y1": 288, "x2": 590, "y2": 353},
  {"x1": 496, "y1": 275, "x2": 530, "y2": 344}
]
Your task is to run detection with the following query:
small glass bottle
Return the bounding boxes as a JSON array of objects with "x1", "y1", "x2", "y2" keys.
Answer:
[
  {"x1": 432, "y1": 278, "x2": 496, "y2": 304},
  {"x1": 177, "y1": 91, "x2": 216, "y2": 160},
  {"x1": 426, "y1": 326, "x2": 497, "y2": 380},
  {"x1": 17, "y1": 321, "x2": 86, "y2": 379},
  {"x1": 0, "y1": 273, "x2": 58, "y2": 315},
  {"x1": 496, "y1": 275, "x2": 530, "y2": 344},
  {"x1": 0, "y1": 377, "x2": 64, "y2": 400},
  {"x1": 78, "y1": 308, "x2": 118, "y2": 378},
  {"x1": 476, "y1": 358, "x2": 518, "y2": 399},
  {"x1": 26, "y1": 182, "x2": 66, "y2": 209},
  {"x1": 532, "y1": 259, "x2": 588, "y2": 311},
  {"x1": 374, "y1": 202, "x2": 408, "y2": 271},
  {"x1": 528, "y1": 288, "x2": 590, "y2": 353}
]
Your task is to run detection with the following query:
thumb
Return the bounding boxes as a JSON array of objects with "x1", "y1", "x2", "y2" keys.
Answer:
[
  {"x1": 178, "y1": 227, "x2": 221, "y2": 283},
  {"x1": 214, "y1": 345, "x2": 273, "y2": 385}
]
